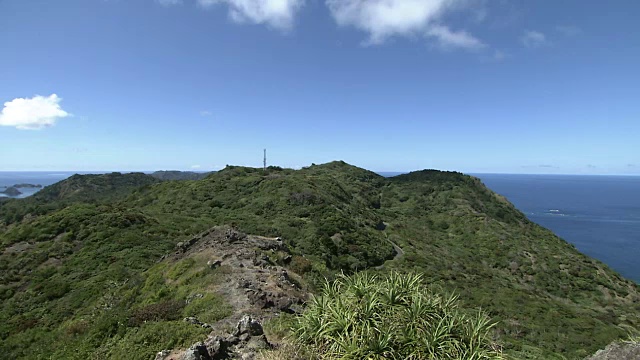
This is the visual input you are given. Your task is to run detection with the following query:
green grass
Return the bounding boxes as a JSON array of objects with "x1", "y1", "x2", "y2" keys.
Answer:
[
  {"x1": 0, "y1": 162, "x2": 638, "y2": 359},
  {"x1": 293, "y1": 272, "x2": 503, "y2": 359}
]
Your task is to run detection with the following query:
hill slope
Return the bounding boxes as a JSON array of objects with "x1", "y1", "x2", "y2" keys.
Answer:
[
  {"x1": 0, "y1": 162, "x2": 638, "y2": 359},
  {"x1": 0, "y1": 172, "x2": 159, "y2": 224},
  {"x1": 149, "y1": 171, "x2": 212, "y2": 181}
]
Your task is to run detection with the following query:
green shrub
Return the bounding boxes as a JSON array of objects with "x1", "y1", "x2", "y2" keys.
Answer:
[
  {"x1": 129, "y1": 300, "x2": 185, "y2": 326},
  {"x1": 293, "y1": 272, "x2": 503, "y2": 359},
  {"x1": 289, "y1": 256, "x2": 313, "y2": 275},
  {"x1": 182, "y1": 293, "x2": 232, "y2": 324}
]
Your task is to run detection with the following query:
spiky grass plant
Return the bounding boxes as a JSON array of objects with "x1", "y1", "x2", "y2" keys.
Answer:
[{"x1": 293, "y1": 272, "x2": 503, "y2": 359}]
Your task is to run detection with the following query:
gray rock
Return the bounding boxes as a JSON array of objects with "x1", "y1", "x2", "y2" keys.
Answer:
[
  {"x1": 181, "y1": 342, "x2": 211, "y2": 360},
  {"x1": 204, "y1": 335, "x2": 230, "y2": 359},
  {"x1": 585, "y1": 341, "x2": 640, "y2": 360},
  {"x1": 155, "y1": 350, "x2": 171, "y2": 360},
  {"x1": 246, "y1": 335, "x2": 271, "y2": 351},
  {"x1": 207, "y1": 259, "x2": 222, "y2": 269},
  {"x1": 186, "y1": 293, "x2": 204, "y2": 304},
  {"x1": 226, "y1": 335, "x2": 240, "y2": 345},
  {"x1": 235, "y1": 315, "x2": 264, "y2": 336},
  {"x1": 184, "y1": 317, "x2": 202, "y2": 325}
]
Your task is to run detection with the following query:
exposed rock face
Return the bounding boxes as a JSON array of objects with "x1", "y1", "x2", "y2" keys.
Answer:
[
  {"x1": 584, "y1": 341, "x2": 640, "y2": 360},
  {"x1": 153, "y1": 316, "x2": 272, "y2": 360},
  {"x1": 157, "y1": 226, "x2": 308, "y2": 359},
  {"x1": 235, "y1": 315, "x2": 263, "y2": 337}
]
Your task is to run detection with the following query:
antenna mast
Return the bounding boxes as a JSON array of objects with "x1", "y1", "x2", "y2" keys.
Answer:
[{"x1": 263, "y1": 149, "x2": 267, "y2": 171}]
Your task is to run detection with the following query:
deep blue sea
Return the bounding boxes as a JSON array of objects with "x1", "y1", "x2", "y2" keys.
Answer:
[
  {"x1": 474, "y1": 174, "x2": 640, "y2": 283},
  {"x1": 2, "y1": 171, "x2": 639, "y2": 283},
  {"x1": 380, "y1": 171, "x2": 640, "y2": 283}
]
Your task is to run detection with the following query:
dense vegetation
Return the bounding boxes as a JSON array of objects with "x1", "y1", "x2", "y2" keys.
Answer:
[
  {"x1": 0, "y1": 172, "x2": 159, "y2": 224},
  {"x1": 0, "y1": 162, "x2": 638, "y2": 359},
  {"x1": 149, "y1": 170, "x2": 212, "y2": 181},
  {"x1": 293, "y1": 272, "x2": 502, "y2": 359}
]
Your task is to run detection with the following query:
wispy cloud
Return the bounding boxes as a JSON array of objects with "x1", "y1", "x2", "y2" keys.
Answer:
[
  {"x1": 521, "y1": 30, "x2": 547, "y2": 48},
  {"x1": 326, "y1": 0, "x2": 485, "y2": 49},
  {"x1": 157, "y1": 0, "x2": 182, "y2": 6},
  {"x1": 197, "y1": 0, "x2": 304, "y2": 30},
  {"x1": 587, "y1": 164, "x2": 597, "y2": 169},
  {"x1": 426, "y1": 25, "x2": 486, "y2": 51},
  {"x1": 200, "y1": 110, "x2": 213, "y2": 116},
  {"x1": 191, "y1": 164, "x2": 202, "y2": 169},
  {"x1": 539, "y1": 164, "x2": 558, "y2": 168},
  {"x1": 0, "y1": 94, "x2": 70, "y2": 130}
]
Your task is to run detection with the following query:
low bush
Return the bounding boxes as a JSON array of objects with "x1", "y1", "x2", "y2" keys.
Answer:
[
  {"x1": 129, "y1": 299, "x2": 185, "y2": 326},
  {"x1": 293, "y1": 272, "x2": 503, "y2": 359}
]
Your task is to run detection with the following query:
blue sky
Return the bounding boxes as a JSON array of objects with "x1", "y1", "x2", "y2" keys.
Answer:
[{"x1": 0, "y1": 0, "x2": 638, "y2": 174}]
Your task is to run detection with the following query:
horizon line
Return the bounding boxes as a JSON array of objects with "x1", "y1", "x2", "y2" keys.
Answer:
[{"x1": 1, "y1": 169, "x2": 639, "y2": 177}]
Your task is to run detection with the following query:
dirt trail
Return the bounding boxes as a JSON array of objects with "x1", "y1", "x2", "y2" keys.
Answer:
[
  {"x1": 375, "y1": 235, "x2": 405, "y2": 270},
  {"x1": 158, "y1": 226, "x2": 309, "y2": 360}
]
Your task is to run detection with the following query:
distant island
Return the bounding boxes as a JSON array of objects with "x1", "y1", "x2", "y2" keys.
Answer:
[
  {"x1": 0, "y1": 186, "x2": 22, "y2": 197},
  {"x1": 0, "y1": 184, "x2": 42, "y2": 198},
  {"x1": 13, "y1": 183, "x2": 42, "y2": 189}
]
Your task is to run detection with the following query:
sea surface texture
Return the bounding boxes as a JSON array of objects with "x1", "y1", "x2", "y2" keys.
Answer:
[{"x1": 476, "y1": 174, "x2": 640, "y2": 283}]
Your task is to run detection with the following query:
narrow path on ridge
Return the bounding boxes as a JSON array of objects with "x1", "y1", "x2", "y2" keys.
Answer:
[{"x1": 375, "y1": 234, "x2": 404, "y2": 270}]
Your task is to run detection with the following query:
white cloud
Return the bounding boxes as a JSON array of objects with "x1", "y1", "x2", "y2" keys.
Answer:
[
  {"x1": 157, "y1": 0, "x2": 182, "y2": 6},
  {"x1": 426, "y1": 25, "x2": 485, "y2": 50},
  {"x1": 0, "y1": 94, "x2": 69, "y2": 130},
  {"x1": 200, "y1": 110, "x2": 213, "y2": 116},
  {"x1": 325, "y1": 0, "x2": 484, "y2": 49},
  {"x1": 197, "y1": 0, "x2": 304, "y2": 30},
  {"x1": 521, "y1": 30, "x2": 547, "y2": 48},
  {"x1": 191, "y1": 164, "x2": 202, "y2": 169}
]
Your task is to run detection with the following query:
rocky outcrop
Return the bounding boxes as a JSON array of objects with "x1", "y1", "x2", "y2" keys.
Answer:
[
  {"x1": 156, "y1": 315, "x2": 272, "y2": 360},
  {"x1": 156, "y1": 227, "x2": 308, "y2": 359},
  {"x1": 584, "y1": 341, "x2": 640, "y2": 360}
]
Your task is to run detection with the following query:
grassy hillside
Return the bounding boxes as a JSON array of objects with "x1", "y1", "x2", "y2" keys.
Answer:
[
  {"x1": 149, "y1": 170, "x2": 212, "y2": 181},
  {"x1": 0, "y1": 162, "x2": 638, "y2": 359},
  {"x1": 0, "y1": 172, "x2": 159, "y2": 224}
]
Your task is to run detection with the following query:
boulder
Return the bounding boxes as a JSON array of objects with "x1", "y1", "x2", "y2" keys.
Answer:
[
  {"x1": 585, "y1": 341, "x2": 640, "y2": 360},
  {"x1": 181, "y1": 342, "x2": 210, "y2": 360},
  {"x1": 155, "y1": 350, "x2": 171, "y2": 360}
]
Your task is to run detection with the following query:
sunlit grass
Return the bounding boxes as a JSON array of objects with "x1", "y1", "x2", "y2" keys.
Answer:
[{"x1": 293, "y1": 271, "x2": 503, "y2": 359}]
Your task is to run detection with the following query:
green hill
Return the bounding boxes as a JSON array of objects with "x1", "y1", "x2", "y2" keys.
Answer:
[
  {"x1": 0, "y1": 172, "x2": 159, "y2": 224},
  {"x1": 0, "y1": 162, "x2": 638, "y2": 359},
  {"x1": 149, "y1": 170, "x2": 213, "y2": 181}
]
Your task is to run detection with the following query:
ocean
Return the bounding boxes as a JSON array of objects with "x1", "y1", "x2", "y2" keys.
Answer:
[
  {"x1": 0, "y1": 171, "x2": 98, "y2": 198},
  {"x1": 475, "y1": 174, "x2": 640, "y2": 283},
  {"x1": 2, "y1": 171, "x2": 639, "y2": 283}
]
